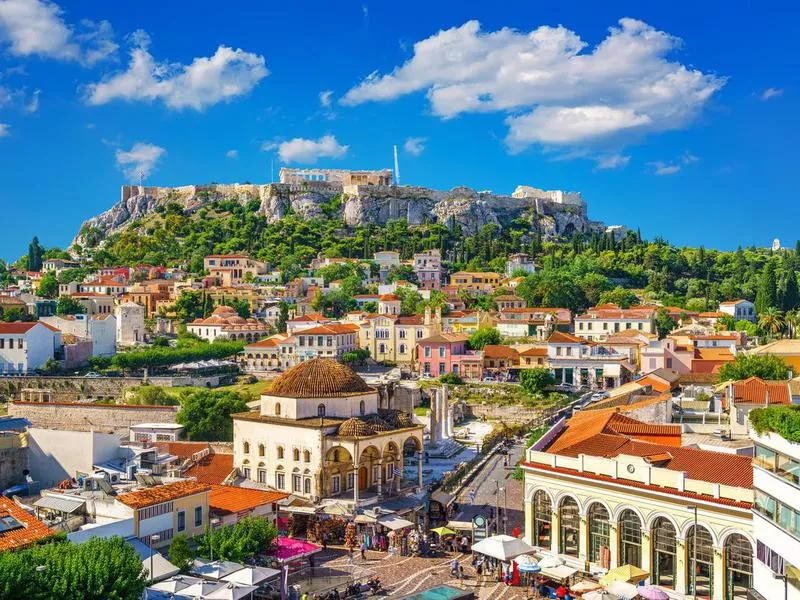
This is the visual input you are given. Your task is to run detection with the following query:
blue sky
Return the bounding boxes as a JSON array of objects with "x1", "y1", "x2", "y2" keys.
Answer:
[{"x1": 0, "y1": 0, "x2": 797, "y2": 260}]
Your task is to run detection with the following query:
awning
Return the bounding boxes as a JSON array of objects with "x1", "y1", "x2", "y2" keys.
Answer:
[
  {"x1": 281, "y1": 505, "x2": 318, "y2": 515},
  {"x1": 430, "y1": 490, "x2": 454, "y2": 506},
  {"x1": 33, "y1": 495, "x2": 85, "y2": 514},
  {"x1": 377, "y1": 515, "x2": 414, "y2": 530},
  {"x1": 540, "y1": 565, "x2": 578, "y2": 582},
  {"x1": 446, "y1": 520, "x2": 474, "y2": 531},
  {"x1": 354, "y1": 514, "x2": 377, "y2": 524}
]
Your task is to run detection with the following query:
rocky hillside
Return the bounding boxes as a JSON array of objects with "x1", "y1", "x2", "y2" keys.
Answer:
[{"x1": 71, "y1": 181, "x2": 608, "y2": 251}]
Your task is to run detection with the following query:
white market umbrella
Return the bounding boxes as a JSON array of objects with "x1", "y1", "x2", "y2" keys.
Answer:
[
  {"x1": 584, "y1": 592, "x2": 621, "y2": 600},
  {"x1": 471, "y1": 534, "x2": 535, "y2": 561},
  {"x1": 180, "y1": 580, "x2": 224, "y2": 597},
  {"x1": 204, "y1": 582, "x2": 259, "y2": 600},
  {"x1": 538, "y1": 554, "x2": 565, "y2": 568},
  {"x1": 222, "y1": 566, "x2": 280, "y2": 586},
  {"x1": 150, "y1": 575, "x2": 202, "y2": 593},
  {"x1": 605, "y1": 580, "x2": 639, "y2": 599}
]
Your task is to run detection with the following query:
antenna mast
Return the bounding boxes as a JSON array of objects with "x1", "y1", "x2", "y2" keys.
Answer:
[{"x1": 393, "y1": 144, "x2": 400, "y2": 186}]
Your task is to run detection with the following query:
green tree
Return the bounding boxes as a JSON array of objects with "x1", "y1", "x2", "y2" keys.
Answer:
[
  {"x1": 755, "y1": 261, "x2": 779, "y2": 313},
  {"x1": 1, "y1": 306, "x2": 33, "y2": 322},
  {"x1": 654, "y1": 308, "x2": 678, "y2": 339},
  {"x1": 385, "y1": 264, "x2": 417, "y2": 284},
  {"x1": 468, "y1": 327, "x2": 501, "y2": 350},
  {"x1": 126, "y1": 385, "x2": 177, "y2": 406},
  {"x1": 171, "y1": 291, "x2": 206, "y2": 321},
  {"x1": 26, "y1": 236, "x2": 44, "y2": 271},
  {"x1": 519, "y1": 368, "x2": 556, "y2": 394},
  {"x1": 781, "y1": 270, "x2": 800, "y2": 311},
  {"x1": 0, "y1": 535, "x2": 146, "y2": 600},
  {"x1": 56, "y1": 296, "x2": 86, "y2": 315},
  {"x1": 717, "y1": 354, "x2": 789, "y2": 382},
  {"x1": 277, "y1": 300, "x2": 289, "y2": 333},
  {"x1": 168, "y1": 534, "x2": 194, "y2": 572},
  {"x1": 36, "y1": 272, "x2": 59, "y2": 298},
  {"x1": 758, "y1": 307, "x2": 785, "y2": 336},
  {"x1": 598, "y1": 286, "x2": 639, "y2": 309},
  {"x1": 196, "y1": 517, "x2": 278, "y2": 563},
  {"x1": 176, "y1": 389, "x2": 249, "y2": 441}
]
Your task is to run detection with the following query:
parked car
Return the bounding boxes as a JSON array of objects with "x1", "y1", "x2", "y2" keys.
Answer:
[{"x1": 84, "y1": 372, "x2": 102, "y2": 378}]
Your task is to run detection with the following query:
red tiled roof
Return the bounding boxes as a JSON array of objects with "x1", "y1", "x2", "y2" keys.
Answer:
[
  {"x1": 153, "y1": 441, "x2": 210, "y2": 459},
  {"x1": 720, "y1": 299, "x2": 750, "y2": 306},
  {"x1": 397, "y1": 315, "x2": 424, "y2": 325},
  {"x1": 378, "y1": 294, "x2": 400, "y2": 301},
  {"x1": 297, "y1": 323, "x2": 360, "y2": 335},
  {"x1": 555, "y1": 434, "x2": 753, "y2": 488},
  {"x1": 519, "y1": 347, "x2": 547, "y2": 357},
  {"x1": 289, "y1": 313, "x2": 328, "y2": 322},
  {"x1": 184, "y1": 453, "x2": 235, "y2": 485},
  {"x1": 523, "y1": 461, "x2": 752, "y2": 509},
  {"x1": 209, "y1": 485, "x2": 288, "y2": 514},
  {"x1": 732, "y1": 377, "x2": 791, "y2": 405},
  {"x1": 418, "y1": 333, "x2": 469, "y2": 344},
  {"x1": 117, "y1": 480, "x2": 210, "y2": 509},
  {"x1": 547, "y1": 331, "x2": 584, "y2": 344},
  {"x1": 0, "y1": 322, "x2": 58, "y2": 334},
  {"x1": 482, "y1": 345, "x2": 520, "y2": 360},
  {"x1": 0, "y1": 496, "x2": 56, "y2": 551}
]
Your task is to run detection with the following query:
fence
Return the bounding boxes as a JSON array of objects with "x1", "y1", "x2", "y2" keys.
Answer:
[{"x1": 287, "y1": 564, "x2": 376, "y2": 596}]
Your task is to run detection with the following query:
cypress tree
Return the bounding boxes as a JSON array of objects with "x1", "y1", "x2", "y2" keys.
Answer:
[
  {"x1": 756, "y1": 261, "x2": 779, "y2": 313},
  {"x1": 781, "y1": 270, "x2": 800, "y2": 311}
]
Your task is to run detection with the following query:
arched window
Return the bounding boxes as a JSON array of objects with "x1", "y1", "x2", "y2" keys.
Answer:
[
  {"x1": 304, "y1": 450, "x2": 311, "y2": 463},
  {"x1": 652, "y1": 518, "x2": 677, "y2": 588},
  {"x1": 243, "y1": 441, "x2": 250, "y2": 454},
  {"x1": 293, "y1": 448, "x2": 300, "y2": 461},
  {"x1": 618, "y1": 510, "x2": 642, "y2": 568},
  {"x1": 359, "y1": 400, "x2": 366, "y2": 416},
  {"x1": 532, "y1": 491, "x2": 552, "y2": 549},
  {"x1": 587, "y1": 503, "x2": 610, "y2": 564},
  {"x1": 724, "y1": 534, "x2": 752, "y2": 600},
  {"x1": 317, "y1": 403, "x2": 326, "y2": 418},
  {"x1": 687, "y1": 525, "x2": 714, "y2": 598},
  {"x1": 558, "y1": 497, "x2": 580, "y2": 557},
  {"x1": 304, "y1": 477, "x2": 312, "y2": 495},
  {"x1": 275, "y1": 402, "x2": 281, "y2": 416},
  {"x1": 277, "y1": 446, "x2": 284, "y2": 460},
  {"x1": 332, "y1": 449, "x2": 339, "y2": 462},
  {"x1": 258, "y1": 444, "x2": 265, "y2": 457}
]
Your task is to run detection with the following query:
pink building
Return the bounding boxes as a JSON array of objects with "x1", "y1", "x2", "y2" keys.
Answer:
[
  {"x1": 417, "y1": 333, "x2": 482, "y2": 379},
  {"x1": 413, "y1": 249, "x2": 442, "y2": 291}
]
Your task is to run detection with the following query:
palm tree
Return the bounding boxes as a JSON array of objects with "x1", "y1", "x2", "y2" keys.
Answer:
[
  {"x1": 785, "y1": 309, "x2": 800, "y2": 339},
  {"x1": 758, "y1": 307, "x2": 785, "y2": 336}
]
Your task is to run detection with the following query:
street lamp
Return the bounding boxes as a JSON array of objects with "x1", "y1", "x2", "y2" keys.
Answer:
[
  {"x1": 209, "y1": 517, "x2": 221, "y2": 562},
  {"x1": 148, "y1": 534, "x2": 160, "y2": 584},
  {"x1": 687, "y1": 506, "x2": 697, "y2": 600},
  {"x1": 774, "y1": 572, "x2": 789, "y2": 600}
]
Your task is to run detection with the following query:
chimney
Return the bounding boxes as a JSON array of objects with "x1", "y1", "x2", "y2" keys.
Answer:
[{"x1": 424, "y1": 306, "x2": 431, "y2": 326}]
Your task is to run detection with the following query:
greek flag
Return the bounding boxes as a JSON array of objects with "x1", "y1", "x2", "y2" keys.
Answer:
[{"x1": 392, "y1": 465, "x2": 401, "y2": 478}]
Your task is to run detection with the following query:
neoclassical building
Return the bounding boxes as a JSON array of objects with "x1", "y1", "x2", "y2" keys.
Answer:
[
  {"x1": 232, "y1": 359, "x2": 424, "y2": 511},
  {"x1": 187, "y1": 305, "x2": 271, "y2": 342},
  {"x1": 523, "y1": 409, "x2": 754, "y2": 600}
]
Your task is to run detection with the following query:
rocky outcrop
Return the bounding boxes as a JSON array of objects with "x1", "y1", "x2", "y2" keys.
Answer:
[{"x1": 71, "y1": 181, "x2": 607, "y2": 250}]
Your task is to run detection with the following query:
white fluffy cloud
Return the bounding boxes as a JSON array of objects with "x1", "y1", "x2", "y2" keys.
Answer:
[
  {"x1": 0, "y1": 123, "x2": 9, "y2": 137},
  {"x1": 225, "y1": 149, "x2": 238, "y2": 159},
  {"x1": 594, "y1": 153, "x2": 630, "y2": 170},
  {"x1": 761, "y1": 87, "x2": 783, "y2": 101},
  {"x1": 86, "y1": 32, "x2": 268, "y2": 110},
  {"x1": 0, "y1": 0, "x2": 116, "y2": 65},
  {"x1": 342, "y1": 18, "x2": 724, "y2": 151},
  {"x1": 276, "y1": 134, "x2": 348, "y2": 164},
  {"x1": 648, "y1": 152, "x2": 698, "y2": 176},
  {"x1": 24, "y1": 88, "x2": 39, "y2": 112},
  {"x1": 115, "y1": 142, "x2": 165, "y2": 180},
  {"x1": 319, "y1": 90, "x2": 333, "y2": 108},
  {"x1": 404, "y1": 136, "x2": 427, "y2": 156}
]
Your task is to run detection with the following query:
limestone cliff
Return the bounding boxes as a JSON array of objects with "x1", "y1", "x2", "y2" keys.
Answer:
[{"x1": 71, "y1": 181, "x2": 607, "y2": 250}]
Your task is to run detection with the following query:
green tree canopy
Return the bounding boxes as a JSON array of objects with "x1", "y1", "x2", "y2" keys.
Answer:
[
  {"x1": 598, "y1": 286, "x2": 639, "y2": 309},
  {"x1": 519, "y1": 368, "x2": 556, "y2": 394},
  {"x1": 0, "y1": 536, "x2": 145, "y2": 600},
  {"x1": 468, "y1": 327, "x2": 501, "y2": 350},
  {"x1": 195, "y1": 517, "x2": 278, "y2": 563},
  {"x1": 717, "y1": 353, "x2": 789, "y2": 382},
  {"x1": 168, "y1": 534, "x2": 194, "y2": 572},
  {"x1": 56, "y1": 296, "x2": 86, "y2": 315},
  {"x1": 36, "y1": 272, "x2": 59, "y2": 298},
  {"x1": 176, "y1": 389, "x2": 250, "y2": 441},
  {"x1": 654, "y1": 308, "x2": 678, "y2": 339}
]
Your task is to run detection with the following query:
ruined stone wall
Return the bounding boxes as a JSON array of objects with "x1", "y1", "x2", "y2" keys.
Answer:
[{"x1": 8, "y1": 402, "x2": 179, "y2": 435}]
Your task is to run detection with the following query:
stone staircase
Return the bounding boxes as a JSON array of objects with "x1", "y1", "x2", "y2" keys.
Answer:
[{"x1": 427, "y1": 438, "x2": 464, "y2": 459}]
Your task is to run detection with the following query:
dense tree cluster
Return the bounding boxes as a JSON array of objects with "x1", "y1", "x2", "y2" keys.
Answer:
[
  {"x1": 194, "y1": 516, "x2": 278, "y2": 563},
  {"x1": 175, "y1": 389, "x2": 250, "y2": 441}
]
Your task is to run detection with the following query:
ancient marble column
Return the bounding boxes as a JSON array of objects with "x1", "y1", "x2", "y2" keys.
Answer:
[{"x1": 429, "y1": 389, "x2": 440, "y2": 446}]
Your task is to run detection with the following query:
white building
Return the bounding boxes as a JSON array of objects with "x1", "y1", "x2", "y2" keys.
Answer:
[
  {"x1": 0, "y1": 321, "x2": 60, "y2": 374},
  {"x1": 116, "y1": 301, "x2": 145, "y2": 346},
  {"x1": 42, "y1": 313, "x2": 117, "y2": 357},
  {"x1": 506, "y1": 253, "x2": 536, "y2": 277},
  {"x1": 751, "y1": 421, "x2": 800, "y2": 600},
  {"x1": 719, "y1": 299, "x2": 757, "y2": 322},
  {"x1": 232, "y1": 359, "x2": 424, "y2": 510}
]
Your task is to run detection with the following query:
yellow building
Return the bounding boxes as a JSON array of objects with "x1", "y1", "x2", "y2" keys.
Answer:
[
  {"x1": 522, "y1": 410, "x2": 754, "y2": 600},
  {"x1": 117, "y1": 480, "x2": 210, "y2": 549},
  {"x1": 750, "y1": 338, "x2": 800, "y2": 374},
  {"x1": 205, "y1": 286, "x2": 263, "y2": 313},
  {"x1": 353, "y1": 308, "x2": 441, "y2": 366},
  {"x1": 449, "y1": 271, "x2": 503, "y2": 293}
]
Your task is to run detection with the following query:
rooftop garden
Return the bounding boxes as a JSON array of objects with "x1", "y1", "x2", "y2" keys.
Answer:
[{"x1": 749, "y1": 405, "x2": 800, "y2": 442}]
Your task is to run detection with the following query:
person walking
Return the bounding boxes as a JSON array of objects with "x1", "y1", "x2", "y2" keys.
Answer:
[{"x1": 360, "y1": 541, "x2": 367, "y2": 561}]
